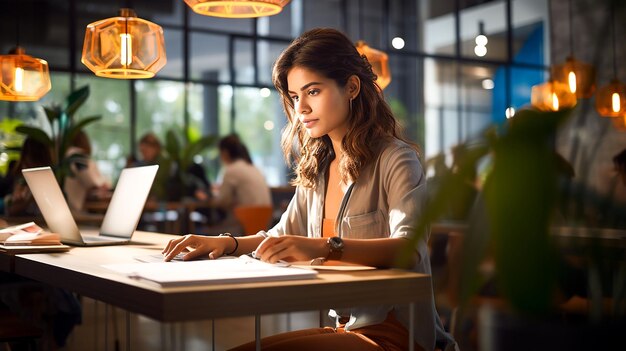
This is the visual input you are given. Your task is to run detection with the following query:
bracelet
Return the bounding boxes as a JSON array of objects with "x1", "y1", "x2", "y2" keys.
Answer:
[{"x1": 219, "y1": 233, "x2": 238, "y2": 255}]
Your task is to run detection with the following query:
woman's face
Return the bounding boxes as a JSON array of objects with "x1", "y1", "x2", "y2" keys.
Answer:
[
  {"x1": 287, "y1": 66, "x2": 352, "y2": 140},
  {"x1": 139, "y1": 143, "x2": 159, "y2": 162}
]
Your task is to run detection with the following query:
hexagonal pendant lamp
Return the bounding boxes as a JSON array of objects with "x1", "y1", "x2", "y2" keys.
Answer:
[
  {"x1": 81, "y1": 8, "x2": 167, "y2": 79},
  {"x1": 0, "y1": 46, "x2": 51, "y2": 101},
  {"x1": 0, "y1": 2, "x2": 51, "y2": 102},
  {"x1": 184, "y1": 0, "x2": 291, "y2": 18},
  {"x1": 595, "y1": 2, "x2": 626, "y2": 118}
]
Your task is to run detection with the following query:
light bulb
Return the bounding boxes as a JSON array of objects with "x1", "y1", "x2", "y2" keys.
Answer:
[
  {"x1": 264, "y1": 120, "x2": 275, "y2": 131},
  {"x1": 474, "y1": 45, "x2": 487, "y2": 57},
  {"x1": 552, "y1": 92, "x2": 559, "y2": 111},
  {"x1": 482, "y1": 78, "x2": 494, "y2": 90},
  {"x1": 120, "y1": 33, "x2": 133, "y2": 66},
  {"x1": 612, "y1": 92, "x2": 621, "y2": 113},
  {"x1": 505, "y1": 107, "x2": 516, "y2": 119},
  {"x1": 475, "y1": 34, "x2": 488, "y2": 46},
  {"x1": 259, "y1": 87, "x2": 271, "y2": 98},
  {"x1": 391, "y1": 37, "x2": 405, "y2": 50},
  {"x1": 568, "y1": 71, "x2": 577, "y2": 94},
  {"x1": 14, "y1": 67, "x2": 24, "y2": 92}
]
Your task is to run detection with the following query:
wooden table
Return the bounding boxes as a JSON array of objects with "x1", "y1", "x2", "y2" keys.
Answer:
[{"x1": 6, "y1": 231, "x2": 431, "y2": 350}]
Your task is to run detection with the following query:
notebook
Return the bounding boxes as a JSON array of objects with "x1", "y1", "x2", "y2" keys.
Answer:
[
  {"x1": 103, "y1": 255, "x2": 318, "y2": 287},
  {"x1": 22, "y1": 165, "x2": 158, "y2": 246}
]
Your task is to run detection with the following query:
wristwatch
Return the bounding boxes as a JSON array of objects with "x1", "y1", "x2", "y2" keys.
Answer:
[{"x1": 326, "y1": 236, "x2": 344, "y2": 261}]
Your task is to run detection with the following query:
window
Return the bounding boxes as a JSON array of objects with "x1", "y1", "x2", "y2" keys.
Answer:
[
  {"x1": 0, "y1": 0, "x2": 552, "y2": 188},
  {"x1": 233, "y1": 87, "x2": 286, "y2": 186},
  {"x1": 74, "y1": 75, "x2": 131, "y2": 183}
]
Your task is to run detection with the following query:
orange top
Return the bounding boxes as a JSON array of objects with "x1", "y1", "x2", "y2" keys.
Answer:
[
  {"x1": 324, "y1": 159, "x2": 343, "y2": 238},
  {"x1": 322, "y1": 218, "x2": 336, "y2": 238}
]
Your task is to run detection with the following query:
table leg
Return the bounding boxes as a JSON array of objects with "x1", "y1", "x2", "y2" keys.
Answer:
[
  {"x1": 211, "y1": 319, "x2": 215, "y2": 351},
  {"x1": 170, "y1": 323, "x2": 176, "y2": 351},
  {"x1": 126, "y1": 310, "x2": 131, "y2": 351},
  {"x1": 94, "y1": 300, "x2": 99, "y2": 351},
  {"x1": 105, "y1": 304, "x2": 109, "y2": 351},
  {"x1": 180, "y1": 322, "x2": 186, "y2": 351},
  {"x1": 255, "y1": 314, "x2": 261, "y2": 351},
  {"x1": 409, "y1": 302, "x2": 415, "y2": 351}
]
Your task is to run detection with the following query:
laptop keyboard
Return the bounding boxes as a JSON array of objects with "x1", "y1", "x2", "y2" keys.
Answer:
[{"x1": 83, "y1": 236, "x2": 124, "y2": 242}]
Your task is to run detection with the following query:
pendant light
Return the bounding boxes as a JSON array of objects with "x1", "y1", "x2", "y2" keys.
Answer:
[
  {"x1": 354, "y1": 0, "x2": 390, "y2": 90},
  {"x1": 595, "y1": 1, "x2": 626, "y2": 117},
  {"x1": 474, "y1": 21, "x2": 488, "y2": 57},
  {"x1": 0, "y1": 3, "x2": 51, "y2": 102},
  {"x1": 530, "y1": 79, "x2": 577, "y2": 112},
  {"x1": 184, "y1": 0, "x2": 290, "y2": 18},
  {"x1": 0, "y1": 47, "x2": 52, "y2": 102},
  {"x1": 356, "y1": 41, "x2": 391, "y2": 90},
  {"x1": 551, "y1": 0, "x2": 595, "y2": 98},
  {"x1": 81, "y1": 8, "x2": 167, "y2": 79}
]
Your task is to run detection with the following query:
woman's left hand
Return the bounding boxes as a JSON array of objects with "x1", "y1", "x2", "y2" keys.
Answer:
[{"x1": 254, "y1": 235, "x2": 327, "y2": 264}]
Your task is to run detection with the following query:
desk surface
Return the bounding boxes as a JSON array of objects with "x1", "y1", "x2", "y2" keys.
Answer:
[{"x1": 11, "y1": 231, "x2": 431, "y2": 323}]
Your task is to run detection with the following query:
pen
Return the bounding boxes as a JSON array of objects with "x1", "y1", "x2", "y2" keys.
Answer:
[{"x1": 245, "y1": 251, "x2": 290, "y2": 267}]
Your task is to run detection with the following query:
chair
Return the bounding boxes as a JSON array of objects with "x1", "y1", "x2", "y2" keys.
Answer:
[
  {"x1": 0, "y1": 309, "x2": 42, "y2": 350},
  {"x1": 233, "y1": 205, "x2": 273, "y2": 235}
]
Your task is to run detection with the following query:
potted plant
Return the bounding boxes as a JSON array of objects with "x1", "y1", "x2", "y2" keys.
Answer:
[
  {"x1": 405, "y1": 107, "x2": 626, "y2": 350},
  {"x1": 152, "y1": 128, "x2": 217, "y2": 201},
  {"x1": 14, "y1": 86, "x2": 101, "y2": 185}
]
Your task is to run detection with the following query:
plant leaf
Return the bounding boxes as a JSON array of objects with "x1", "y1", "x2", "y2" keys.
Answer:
[
  {"x1": 64, "y1": 85, "x2": 90, "y2": 118},
  {"x1": 61, "y1": 116, "x2": 102, "y2": 158},
  {"x1": 43, "y1": 105, "x2": 61, "y2": 126},
  {"x1": 165, "y1": 129, "x2": 181, "y2": 163},
  {"x1": 182, "y1": 135, "x2": 217, "y2": 169},
  {"x1": 14, "y1": 126, "x2": 53, "y2": 147}
]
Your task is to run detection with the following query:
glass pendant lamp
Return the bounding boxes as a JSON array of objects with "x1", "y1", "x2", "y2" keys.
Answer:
[
  {"x1": 596, "y1": 80, "x2": 626, "y2": 117},
  {"x1": 0, "y1": 46, "x2": 51, "y2": 101},
  {"x1": 184, "y1": 0, "x2": 290, "y2": 18},
  {"x1": 81, "y1": 8, "x2": 167, "y2": 79},
  {"x1": 531, "y1": 79, "x2": 577, "y2": 112},
  {"x1": 0, "y1": 3, "x2": 51, "y2": 102},
  {"x1": 551, "y1": 0, "x2": 595, "y2": 98},
  {"x1": 356, "y1": 41, "x2": 391, "y2": 90},
  {"x1": 595, "y1": 3, "x2": 626, "y2": 118}
]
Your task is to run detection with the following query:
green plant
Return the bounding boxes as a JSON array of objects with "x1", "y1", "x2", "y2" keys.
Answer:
[
  {"x1": 14, "y1": 86, "x2": 101, "y2": 184},
  {"x1": 0, "y1": 117, "x2": 25, "y2": 175},
  {"x1": 153, "y1": 128, "x2": 217, "y2": 201},
  {"x1": 407, "y1": 107, "x2": 624, "y2": 315},
  {"x1": 405, "y1": 107, "x2": 626, "y2": 350}
]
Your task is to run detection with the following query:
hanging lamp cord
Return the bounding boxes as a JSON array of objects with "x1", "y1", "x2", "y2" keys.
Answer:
[
  {"x1": 15, "y1": 0, "x2": 21, "y2": 48},
  {"x1": 358, "y1": 0, "x2": 364, "y2": 40},
  {"x1": 611, "y1": 0, "x2": 617, "y2": 79},
  {"x1": 568, "y1": 0, "x2": 574, "y2": 57}
]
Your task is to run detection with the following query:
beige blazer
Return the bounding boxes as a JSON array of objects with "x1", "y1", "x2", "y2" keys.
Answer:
[{"x1": 261, "y1": 138, "x2": 453, "y2": 351}]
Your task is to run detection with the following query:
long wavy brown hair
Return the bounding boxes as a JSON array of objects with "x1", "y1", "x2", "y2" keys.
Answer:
[{"x1": 273, "y1": 28, "x2": 417, "y2": 188}]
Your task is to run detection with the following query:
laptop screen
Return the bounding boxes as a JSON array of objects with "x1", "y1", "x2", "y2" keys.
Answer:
[
  {"x1": 22, "y1": 166, "x2": 83, "y2": 243},
  {"x1": 99, "y1": 165, "x2": 158, "y2": 238}
]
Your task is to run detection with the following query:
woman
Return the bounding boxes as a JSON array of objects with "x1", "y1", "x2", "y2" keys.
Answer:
[
  {"x1": 4, "y1": 137, "x2": 53, "y2": 216},
  {"x1": 64, "y1": 130, "x2": 110, "y2": 212},
  {"x1": 163, "y1": 28, "x2": 451, "y2": 351},
  {"x1": 200, "y1": 134, "x2": 271, "y2": 234}
]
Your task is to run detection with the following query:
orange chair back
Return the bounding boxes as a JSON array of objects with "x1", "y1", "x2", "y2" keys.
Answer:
[{"x1": 233, "y1": 205, "x2": 274, "y2": 235}]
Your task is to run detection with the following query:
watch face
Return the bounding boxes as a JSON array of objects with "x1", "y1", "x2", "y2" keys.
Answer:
[{"x1": 329, "y1": 236, "x2": 344, "y2": 250}]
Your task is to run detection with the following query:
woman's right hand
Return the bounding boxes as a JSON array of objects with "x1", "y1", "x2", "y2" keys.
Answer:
[{"x1": 161, "y1": 234, "x2": 231, "y2": 262}]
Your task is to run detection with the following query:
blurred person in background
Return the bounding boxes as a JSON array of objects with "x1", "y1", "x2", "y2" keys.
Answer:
[
  {"x1": 64, "y1": 130, "x2": 111, "y2": 212},
  {"x1": 200, "y1": 134, "x2": 271, "y2": 235},
  {"x1": 4, "y1": 137, "x2": 52, "y2": 216}
]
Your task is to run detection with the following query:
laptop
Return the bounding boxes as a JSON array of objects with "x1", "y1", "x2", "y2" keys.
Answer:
[{"x1": 22, "y1": 165, "x2": 158, "y2": 246}]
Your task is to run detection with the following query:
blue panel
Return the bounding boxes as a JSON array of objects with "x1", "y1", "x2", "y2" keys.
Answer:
[{"x1": 492, "y1": 24, "x2": 546, "y2": 124}]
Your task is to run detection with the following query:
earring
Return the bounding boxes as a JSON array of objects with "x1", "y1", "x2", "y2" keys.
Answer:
[{"x1": 349, "y1": 97, "x2": 353, "y2": 115}]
